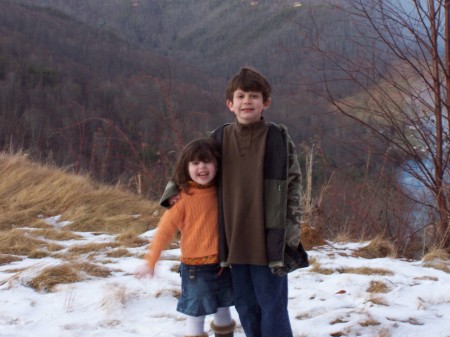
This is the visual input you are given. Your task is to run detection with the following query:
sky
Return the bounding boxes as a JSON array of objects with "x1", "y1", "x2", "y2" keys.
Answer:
[{"x1": 1, "y1": 216, "x2": 450, "y2": 337}]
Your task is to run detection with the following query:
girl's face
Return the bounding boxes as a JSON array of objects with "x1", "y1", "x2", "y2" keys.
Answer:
[{"x1": 188, "y1": 159, "x2": 217, "y2": 186}]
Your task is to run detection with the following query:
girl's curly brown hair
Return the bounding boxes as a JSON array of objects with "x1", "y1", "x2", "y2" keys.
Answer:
[{"x1": 171, "y1": 138, "x2": 221, "y2": 193}]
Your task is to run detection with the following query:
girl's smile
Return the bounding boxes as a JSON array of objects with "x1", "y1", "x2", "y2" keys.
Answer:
[{"x1": 188, "y1": 160, "x2": 217, "y2": 185}]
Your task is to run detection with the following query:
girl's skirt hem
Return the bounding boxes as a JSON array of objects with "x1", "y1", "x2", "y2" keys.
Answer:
[{"x1": 177, "y1": 263, "x2": 234, "y2": 317}]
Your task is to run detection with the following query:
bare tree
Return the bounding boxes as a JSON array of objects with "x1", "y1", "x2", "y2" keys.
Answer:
[{"x1": 314, "y1": 0, "x2": 449, "y2": 248}]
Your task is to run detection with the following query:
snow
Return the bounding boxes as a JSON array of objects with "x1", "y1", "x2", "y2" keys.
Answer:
[{"x1": 1, "y1": 217, "x2": 450, "y2": 337}]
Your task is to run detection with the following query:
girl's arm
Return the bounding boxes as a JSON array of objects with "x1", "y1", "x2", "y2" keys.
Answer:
[{"x1": 145, "y1": 207, "x2": 182, "y2": 271}]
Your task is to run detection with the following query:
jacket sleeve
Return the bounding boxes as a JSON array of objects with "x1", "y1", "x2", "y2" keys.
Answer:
[
  {"x1": 285, "y1": 132, "x2": 302, "y2": 248},
  {"x1": 159, "y1": 181, "x2": 180, "y2": 208}
]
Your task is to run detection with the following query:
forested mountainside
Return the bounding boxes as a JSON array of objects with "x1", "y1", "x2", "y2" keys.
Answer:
[
  {"x1": 0, "y1": 0, "x2": 230, "y2": 194},
  {"x1": 1, "y1": 0, "x2": 388, "y2": 202},
  {"x1": 15, "y1": 0, "x2": 350, "y2": 86}
]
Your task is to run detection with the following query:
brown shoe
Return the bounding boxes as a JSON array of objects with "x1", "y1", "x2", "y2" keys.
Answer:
[
  {"x1": 183, "y1": 333, "x2": 208, "y2": 337},
  {"x1": 210, "y1": 320, "x2": 236, "y2": 337}
]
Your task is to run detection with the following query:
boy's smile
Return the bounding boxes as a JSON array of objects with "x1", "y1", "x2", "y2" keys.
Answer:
[{"x1": 227, "y1": 89, "x2": 271, "y2": 124}]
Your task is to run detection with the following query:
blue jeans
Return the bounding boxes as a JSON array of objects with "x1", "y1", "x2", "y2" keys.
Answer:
[{"x1": 231, "y1": 264, "x2": 293, "y2": 337}]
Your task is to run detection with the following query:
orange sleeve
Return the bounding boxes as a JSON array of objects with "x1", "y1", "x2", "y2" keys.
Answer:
[{"x1": 145, "y1": 204, "x2": 183, "y2": 269}]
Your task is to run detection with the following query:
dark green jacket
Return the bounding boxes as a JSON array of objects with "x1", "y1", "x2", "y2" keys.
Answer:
[{"x1": 160, "y1": 122, "x2": 302, "y2": 267}]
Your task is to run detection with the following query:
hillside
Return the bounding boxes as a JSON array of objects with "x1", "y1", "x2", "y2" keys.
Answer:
[
  {"x1": 1, "y1": 0, "x2": 377, "y2": 195},
  {"x1": 0, "y1": 0, "x2": 422, "y2": 249},
  {"x1": 15, "y1": 0, "x2": 351, "y2": 85},
  {"x1": 0, "y1": 0, "x2": 229, "y2": 197},
  {"x1": 0, "y1": 152, "x2": 160, "y2": 233}
]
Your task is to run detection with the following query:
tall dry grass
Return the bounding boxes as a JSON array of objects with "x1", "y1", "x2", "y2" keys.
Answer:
[
  {"x1": 0, "y1": 152, "x2": 161, "y2": 233},
  {"x1": 0, "y1": 151, "x2": 162, "y2": 273}
]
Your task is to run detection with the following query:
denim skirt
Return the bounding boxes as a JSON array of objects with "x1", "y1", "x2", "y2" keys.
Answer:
[{"x1": 177, "y1": 263, "x2": 234, "y2": 317}]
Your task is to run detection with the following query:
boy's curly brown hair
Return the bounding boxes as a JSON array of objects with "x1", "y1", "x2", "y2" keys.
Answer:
[{"x1": 226, "y1": 67, "x2": 272, "y2": 103}]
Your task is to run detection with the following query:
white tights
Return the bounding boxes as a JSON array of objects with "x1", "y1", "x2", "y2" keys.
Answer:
[{"x1": 185, "y1": 307, "x2": 232, "y2": 335}]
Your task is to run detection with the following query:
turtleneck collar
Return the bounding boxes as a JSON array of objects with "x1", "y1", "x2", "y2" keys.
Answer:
[
  {"x1": 188, "y1": 180, "x2": 216, "y2": 189},
  {"x1": 235, "y1": 117, "x2": 266, "y2": 131}
]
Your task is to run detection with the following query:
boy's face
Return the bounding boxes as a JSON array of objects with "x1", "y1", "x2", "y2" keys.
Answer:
[{"x1": 227, "y1": 89, "x2": 271, "y2": 124}]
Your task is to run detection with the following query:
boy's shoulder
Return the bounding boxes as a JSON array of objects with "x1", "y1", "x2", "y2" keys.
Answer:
[{"x1": 267, "y1": 121, "x2": 288, "y2": 134}]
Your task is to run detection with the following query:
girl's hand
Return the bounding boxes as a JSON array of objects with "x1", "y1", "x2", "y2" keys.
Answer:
[{"x1": 134, "y1": 263, "x2": 154, "y2": 279}]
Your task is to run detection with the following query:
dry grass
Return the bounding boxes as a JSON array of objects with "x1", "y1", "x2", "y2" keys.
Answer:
[
  {"x1": 310, "y1": 259, "x2": 393, "y2": 276},
  {"x1": 0, "y1": 229, "x2": 64, "y2": 256},
  {"x1": 354, "y1": 235, "x2": 397, "y2": 259},
  {"x1": 367, "y1": 280, "x2": 390, "y2": 293},
  {"x1": 27, "y1": 262, "x2": 111, "y2": 292},
  {"x1": 30, "y1": 228, "x2": 83, "y2": 241},
  {"x1": 0, "y1": 254, "x2": 22, "y2": 265},
  {"x1": 359, "y1": 315, "x2": 381, "y2": 327},
  {"x1": 367, "y1": 296, "x2": 388, "y2": 306},
  {"x1": 333, "y1": 232, "x2": 354, "y2": 243},
  {"x1": 0, "y1": 152, "x2": 166, "y2": 291},
  {"x1": 155, "y1": 288, "x2": 181, "y2": 299},
  {"x1": 300, "y1": 223, "x2": 326, "y2": 250},
  {"x1": 27, "y1": 264, "x2": 80, "y2": 292},
  {"x1": 422, "y1": 247, "x2": 450, "y2": 273},
  {"x1": 75, "y1": 262, "x2": 111, "y2": 278},
  {"x1": 67, "y1": 242, "x2": 121, "y2": 255},
  {"x1": 422, "y1": 247, "x2": 450, "y2": 262},
  {"x1": 337, "y1": 267, "x2": 393, "y2": 276},
  {"x1": 310, "y1": 260, "x2": 335, "y2": 275},
  {"x1": 0, "y1": 152, "x2": 160, "y2": 234},
  {"x1": 106, "y1": 248, "x2": 132, "y2": 258},
  {"x1": 28, "y1": 219, "x2": 53, "y2": 229},
  {"x1": 115, "y1": 228, "x2": 148, "y2": 248}
]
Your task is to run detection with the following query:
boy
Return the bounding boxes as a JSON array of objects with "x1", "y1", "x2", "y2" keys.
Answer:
[{"x1": 162, "y1": 67, "x2": 301, "y2": 337}]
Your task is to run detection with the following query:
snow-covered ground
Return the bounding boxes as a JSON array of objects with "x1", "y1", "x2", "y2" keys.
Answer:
[{"x1": 1, "y1": 216, "x2": 450, "y2": 337}]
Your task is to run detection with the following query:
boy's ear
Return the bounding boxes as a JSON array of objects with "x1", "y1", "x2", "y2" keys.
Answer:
[
  {"x1": 226, "y1": 99, "x2": 234, "y2": 111},
  {"x1": 263, "y1": 98, "x2": 272, "y2": 109}
]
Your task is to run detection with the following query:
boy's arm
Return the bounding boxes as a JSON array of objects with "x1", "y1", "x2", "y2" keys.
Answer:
[
  {"x1": 159, "y1": 181, "x2": 180, "y2": 208},
  {"x1": 285, "y1": 133, "x2": 302, "y2": 248}
]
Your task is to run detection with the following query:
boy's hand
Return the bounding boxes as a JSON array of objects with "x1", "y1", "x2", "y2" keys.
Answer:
[
  {"x1": 134, "y1": 263, "x2": 154, "y2": 279},
  {"x1": 270, "y1": 266, "x2": 287, "y2": 277},
  {"x1": 169, "y1": 194, "x2": 181, "y2": 206}
]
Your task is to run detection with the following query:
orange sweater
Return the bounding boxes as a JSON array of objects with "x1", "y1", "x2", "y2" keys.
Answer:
[{"x1": 146, "y1": 184, "x2": 218, "y2": 269}]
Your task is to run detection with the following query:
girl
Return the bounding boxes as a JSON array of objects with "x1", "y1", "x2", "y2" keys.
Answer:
[{"x1": 135, "y1": 138, "x2": 235, "y2": 337}]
